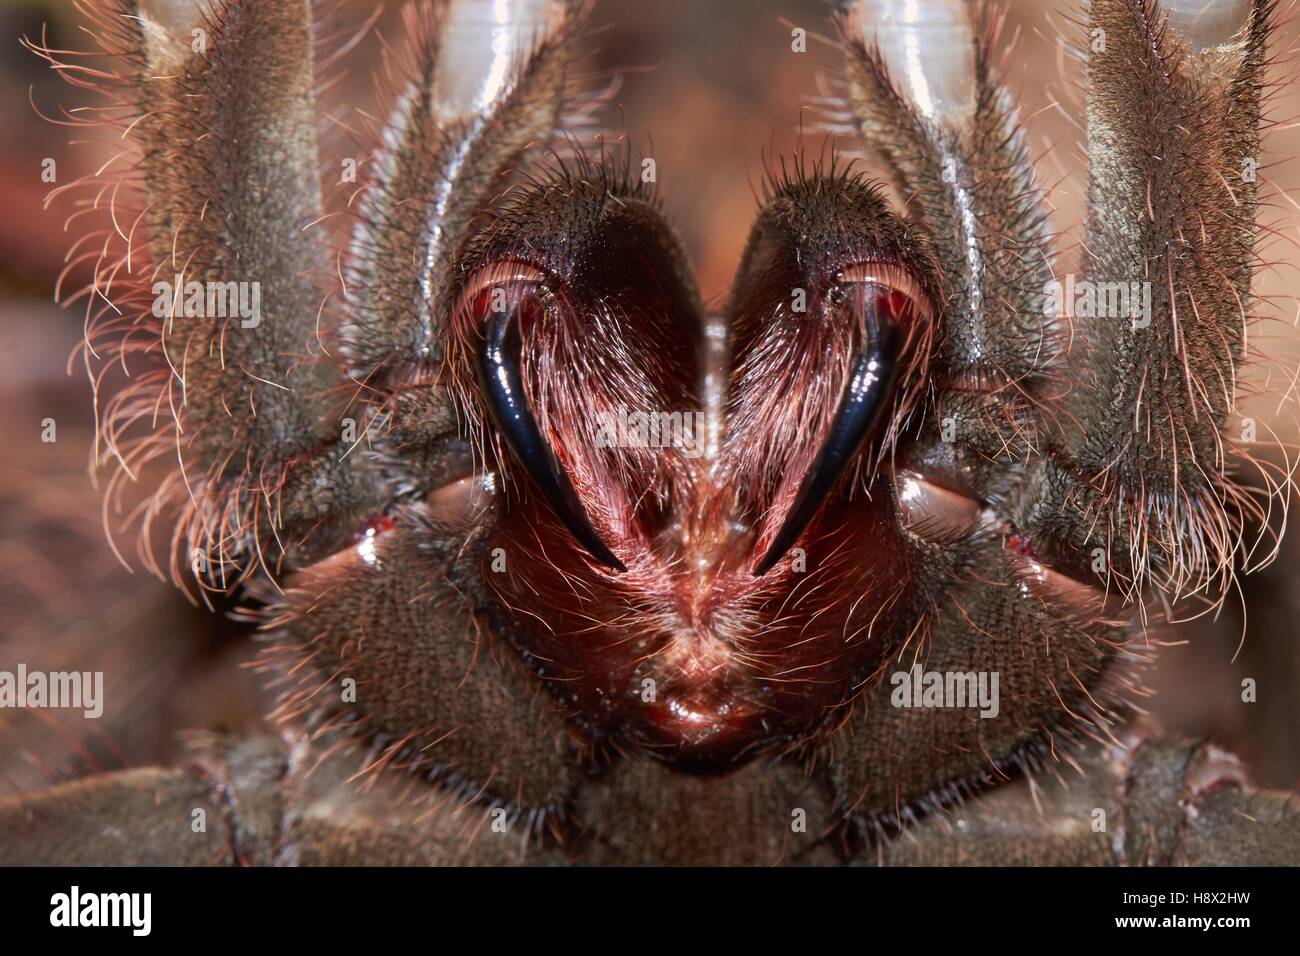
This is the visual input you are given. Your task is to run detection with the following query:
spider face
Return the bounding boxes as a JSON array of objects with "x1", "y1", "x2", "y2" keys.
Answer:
[{"x1": 442, "y1": 169, "x2": 940, "y2": 768}]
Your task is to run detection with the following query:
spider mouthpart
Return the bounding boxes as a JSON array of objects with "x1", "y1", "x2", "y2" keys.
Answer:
[
  {"x1": 468, "y1": 269, "x2": 627, "y2": 573},
  {"x1": 753, "y1": 275, "x2": 917, "y2": 575}
]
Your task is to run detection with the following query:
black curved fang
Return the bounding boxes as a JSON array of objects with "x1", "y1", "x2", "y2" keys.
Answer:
[
  {"x1": 477, "y1": 299, "x2": 627, "y2": 573},
  {"x1": 753, "y1": 290, "x2": 902, "y2": 576}
]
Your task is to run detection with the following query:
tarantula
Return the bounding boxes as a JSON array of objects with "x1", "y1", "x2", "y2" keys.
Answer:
[{"x1": 3, "y1": 0, "x2": 1299, "y2": 866}]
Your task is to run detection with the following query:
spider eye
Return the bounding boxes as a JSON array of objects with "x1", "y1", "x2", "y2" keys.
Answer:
[
  {"x1": 753, "y1": 265, "x2": 925, "y2": 575},
  {"x1": 462, "y1": 264, "x2": 627, "y2": 572}
]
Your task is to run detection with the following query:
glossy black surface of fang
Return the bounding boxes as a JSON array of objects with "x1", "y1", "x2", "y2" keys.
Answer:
[
  {"x1": 477, "y1": 300, "x2": 627, "y2": 573},
  {"x1": 753, "y1": 286, "x2": 902, "y2": 576}
]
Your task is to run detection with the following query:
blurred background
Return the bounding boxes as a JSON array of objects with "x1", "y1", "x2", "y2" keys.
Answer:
[{"x1": 1, "y1": 0, "x2": 1298, "y2": 795}]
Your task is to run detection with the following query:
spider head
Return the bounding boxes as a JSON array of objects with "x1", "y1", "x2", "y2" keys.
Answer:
[{"x1": 447, "y1": 161, "x2": 942, "y2": 769}]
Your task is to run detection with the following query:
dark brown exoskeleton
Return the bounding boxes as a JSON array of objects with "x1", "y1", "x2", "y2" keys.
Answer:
[{"x1": 4, "y1": 0, "x2": 1299, "y2": 865}]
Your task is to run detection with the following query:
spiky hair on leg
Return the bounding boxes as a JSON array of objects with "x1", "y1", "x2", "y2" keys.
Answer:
[
  {"x1": 26, "y1": 1, "x2": 609, "y2": 601},
  {"x1": 26, "y1": 1, "x2": 387, "y2": 601},
  {"x1": 1025, "y1": 0, "x2": 1293, "y2": 611},
  {"x1": 334, "y1": 1, "x2": 614, "y2": 506}
]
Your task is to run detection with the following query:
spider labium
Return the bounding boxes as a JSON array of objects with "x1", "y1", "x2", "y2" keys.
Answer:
[{"x1": 4, "y1": 0, "x2": 1299, "y2": 866}]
